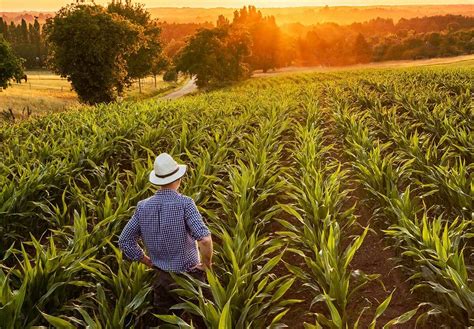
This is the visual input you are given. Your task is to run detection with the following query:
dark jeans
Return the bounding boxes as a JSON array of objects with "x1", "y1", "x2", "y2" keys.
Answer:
[
  {"x1": 150, "y1": 267, "x2": 207, "y2": 328},
  {"x1": 153, "y1": 267, "x2": 206, "y2": 311}
]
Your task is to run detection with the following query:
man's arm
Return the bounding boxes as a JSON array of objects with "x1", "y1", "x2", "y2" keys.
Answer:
[
  {"x1": 118, "y1": 203, "x2": 152, "y2": 267},
  {"x1": 197, "y1": 235, "x2": 213, "y2": 269},
  {"x1": 184, "y1": 198, "x2": 213, "y2": 270}
]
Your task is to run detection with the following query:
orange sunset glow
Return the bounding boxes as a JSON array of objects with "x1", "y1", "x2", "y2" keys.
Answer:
[
  {"x1": 1, "y1": 0, "x2": 474, "y2": 327},
  {"x1": 1, "y1": 0, "x2": 472, "y2": 11}
]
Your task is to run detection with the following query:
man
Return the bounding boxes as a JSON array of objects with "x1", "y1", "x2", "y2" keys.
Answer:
[{"x1": 118, "y1": 152, "x2": 213, "y2": 315}]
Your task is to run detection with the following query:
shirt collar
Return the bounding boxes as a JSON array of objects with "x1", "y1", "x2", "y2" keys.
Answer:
[{"x1": 156, "y1": 188, "x2": 179, "y2": 195}]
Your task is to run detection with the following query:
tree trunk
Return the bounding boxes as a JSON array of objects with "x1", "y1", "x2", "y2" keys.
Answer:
[
  {"x1": 138, "y1": 78, "x2": 142, "y2": 94},
  {"x1": 154, "y1": 75, "x2": 157, "y2": 88}
]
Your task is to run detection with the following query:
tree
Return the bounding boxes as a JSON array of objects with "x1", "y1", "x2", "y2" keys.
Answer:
[
  {"x1": 175, "y1": 26, "x2": 251, "y2": 89},
  {"x1": 44, "y1": 3, "x2": 144, "y2": 104},
  {"x1": 303, "y1": 31, "x2": 331, "y2": 65},
  {"x1": 0, "y1": 18, "x2": 8, "y2": 38},
  {"x1": 107, "y1": 0, "x2": 162, "y2": 87},
  {"x1": 0, "y1": 18, "x2": 45, "y2": 69},
  {"x1": 20, "y1": 19, "x2": 29, "y2": 43},
  {"x1": 216, "y1": 15, "x2": 230, "y2": 27},
  {"x1": 163, "y1": 67, "x2": 178, "y2": 82},
  {"x1": 0, "y1": 37, "x2": 24, "y2": 90},
  {"x1": 352, "y1": 33, "x2": 373, "y2": 63},
  {"x1": 151, "y1": 55, "x2": 170, "y2": 87},
  {"x1": 31, "y1": 19, "x2": 43, "y2": 67},
  {"x1": 232, "y1": 6, "x2": 285, "y2": 72}
]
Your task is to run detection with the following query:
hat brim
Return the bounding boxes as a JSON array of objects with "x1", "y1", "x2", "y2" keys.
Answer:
[{"x1": 149, "y1": 165, "x2": 187, "y2": 186}]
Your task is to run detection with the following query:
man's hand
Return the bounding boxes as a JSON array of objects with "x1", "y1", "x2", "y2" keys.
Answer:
[
  {"x1": 140, "y1": 255, "x2": 153, "y2": 268},
  {"x1": 193, "y1": 262, "x2": 212, "y2": 271},
  {"x1": 197, "y1": 235, "x2": 213, "y2": 270}
]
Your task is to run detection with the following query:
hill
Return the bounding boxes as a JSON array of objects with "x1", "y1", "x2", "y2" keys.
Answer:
[
  {"x1": 2, "y1": 5, "x2": 474, "y2": 25},
  {"x1": 148, "y1": 5, "x2": 474, "y2": 25}
]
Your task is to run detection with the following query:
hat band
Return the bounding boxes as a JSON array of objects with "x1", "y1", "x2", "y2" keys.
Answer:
[{"x1": 155, "y1": 167, "x2": 179, "y2": 179}]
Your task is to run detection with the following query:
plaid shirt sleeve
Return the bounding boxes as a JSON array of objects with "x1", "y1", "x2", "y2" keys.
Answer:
[
  {"x1": 118, "y1": 202, "x2": 145, "y2": 261},
  {"x1": 184, "y1": 198, "x2": 211, "y2": 241}
]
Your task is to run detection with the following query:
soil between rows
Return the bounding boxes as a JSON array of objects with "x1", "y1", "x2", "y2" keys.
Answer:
[
  {"x1": 345, "y1": 186, "x2": 423, "y2": 328},
  {"x1": 268, "y1": 108, "x2": 426, "y2": 328}
]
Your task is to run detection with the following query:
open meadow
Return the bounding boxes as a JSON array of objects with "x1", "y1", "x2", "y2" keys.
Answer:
[
  {"x1": 0, "y1": 71, "x2": 78, "y2": 119},
  {"x1": 0, "y1": 71, "x2": 185, "y2": 121},
  {"x1": 0, "y1": 61, "x2": 472, "y2": 328}
]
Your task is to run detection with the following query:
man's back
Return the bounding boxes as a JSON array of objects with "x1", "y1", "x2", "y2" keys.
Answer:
[
  {"x1": 118, "y1": 188, "x2": 210, "y2": 273},
  {"x1": 118, "y1": 153, "x2": 213, "y2": 325}
]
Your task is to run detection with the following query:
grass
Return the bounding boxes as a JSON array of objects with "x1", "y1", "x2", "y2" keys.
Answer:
[
  {"x1": 439, "y1": 58, "x2": 474, "y2": 67},
  {"x1": 0, "y1": 71, "x2": 186, "y2": 120},
  {"x1": 0, "y1": 71, "x2": 78, "y2": 119}
]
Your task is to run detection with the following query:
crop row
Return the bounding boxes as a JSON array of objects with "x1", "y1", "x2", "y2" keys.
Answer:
[{"x1": 1, "y1": 65, "x2": 472, "y2": 327}]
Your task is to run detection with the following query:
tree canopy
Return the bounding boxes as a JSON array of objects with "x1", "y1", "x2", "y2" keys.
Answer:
[
  {"x1": 44, "y1": 3, "x2": 146, "y2": 104},
  {"x1": 107, "y1": 0, "x2": 164, "y2": 81},
  {"x1": 43, "y1": 1, "x2": 165, "y2": 104},
  {"x1": 175, "y1": 26, "x2": 251, "y2": 89},
  {"x1": 232, "y1": 6, "x2": 286, "y2": 72},
  {"x1": 0, "y1": 37, "x2": 25, "y2": 90}
]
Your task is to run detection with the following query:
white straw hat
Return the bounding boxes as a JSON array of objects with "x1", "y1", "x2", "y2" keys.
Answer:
[{"x1": 149, "y1": 153, "x2": 187, "y2": 185}]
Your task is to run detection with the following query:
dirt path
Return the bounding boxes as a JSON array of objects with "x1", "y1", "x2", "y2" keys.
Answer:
[
  {"x1": 252, "y1": 54, "x2": 474, "y2": 77},
  {"x1": 162, "y1": 76, "x2": 198, "y2": 100}
]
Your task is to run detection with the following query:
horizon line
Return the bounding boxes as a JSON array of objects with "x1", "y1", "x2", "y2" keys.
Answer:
[{"x1": 2, "y1": 3, "x2": 474, "y2": 13}]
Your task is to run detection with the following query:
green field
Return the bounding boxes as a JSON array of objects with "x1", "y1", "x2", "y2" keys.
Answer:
[
  {"x1": 0, "y1": 71, "x2": 185, "y2": 120},
  {"x1": 0, "y1": 64, "x2": 472, "y2": 328},
  {"x1": 442, "y1": 58, "x2": 474, "y2": 67}
]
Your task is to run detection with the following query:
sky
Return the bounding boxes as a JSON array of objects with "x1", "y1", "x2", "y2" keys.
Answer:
[{"x1": 1, "y1": 0, "x2": 473, "y2": 11}]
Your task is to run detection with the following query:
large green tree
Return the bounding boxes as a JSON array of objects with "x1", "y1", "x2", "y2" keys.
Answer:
[
  {"x1": 232, "y1": 6, "x2": 286, "y2": 72},
  {"x1": 0, "y1": 37, "x2": 24, "y2": 90},
  {"x1": 44, "y1": 3, "x2": 144, "y2": 104},
  {"x1": 176, "y1": 26, "x2": 251, "y2": 89},
  {"x1": 107, "y1": 0, "x2": 163, "y2": 84}
]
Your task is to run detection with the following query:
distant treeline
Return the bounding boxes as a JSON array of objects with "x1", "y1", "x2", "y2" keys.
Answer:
[
  {"x1": 0, "y1": 17, "x2": 47, "y2": 68},
  {"x1": 4, "y1": 5, "x2": 474, "y2": 26},
  {"x1": 148, "y1": 5, "x2": 474, "y2": 26},
  {"x1": 2, "y1": 9, "x2": 473, "y2": 71},
  {"x1": 159, "y1": 22, "x2": 213, "y2": 59},
  {"x1": 294, "y1": 15, "x2": 474, "y2": 66},
  {"x1": 157, "y1": 11, "x2": 474, "y2": 72}
]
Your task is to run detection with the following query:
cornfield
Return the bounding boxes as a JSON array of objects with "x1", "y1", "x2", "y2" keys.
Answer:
[{"x1": 0, "y1": 65, "x2": 472, "y2": 328}]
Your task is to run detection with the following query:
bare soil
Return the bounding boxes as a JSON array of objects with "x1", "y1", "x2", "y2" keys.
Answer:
[
  {"x1": 327, "y1": 122, "x2": 424, "y2": 328},
  {"x1": 345, "y1": 186, "x2": 423, "y2": 328}
]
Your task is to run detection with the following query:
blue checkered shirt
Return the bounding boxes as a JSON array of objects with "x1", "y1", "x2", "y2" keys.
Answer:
[{"x1": 118, "y1": 189, "x2": 211, "y2": 273}]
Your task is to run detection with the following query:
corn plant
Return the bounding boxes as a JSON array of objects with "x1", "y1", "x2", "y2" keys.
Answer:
[
  {"x1": 168, "y1": 249, "x2": 297, "y2": 328},
  {"x1": 0, "y1": 269, "x2": 27, "y2": 329},
  {"x1": 342, "y1": 108, "x2": 473, "y2": 326},
  {"x1": 2, "y1": 237, "x2": 97, "y2": 327},
  {"x1": 75, "y1": 243, "x2": 153, "y2": 328},
  {"x1": 279, "y1": 114, "x2": 377, "y2": 327},
  {"x1": 1, "y1": 64, "x2": 472, "y2": 328},
  {"x1": 385, "y1": 189, "x2": 473, "y2": 327}
]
